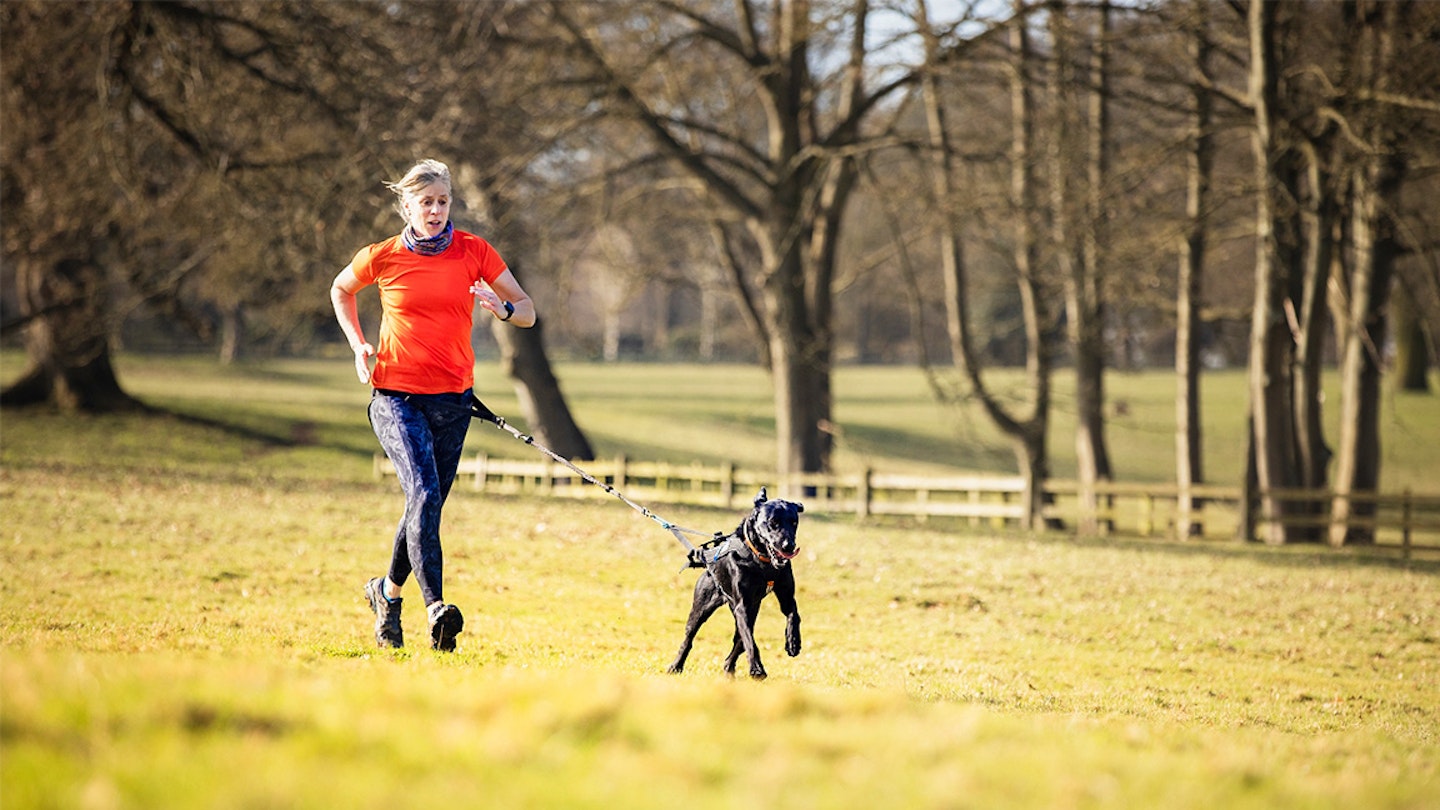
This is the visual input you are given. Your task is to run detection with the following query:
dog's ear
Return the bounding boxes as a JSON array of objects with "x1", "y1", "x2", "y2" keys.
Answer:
[{"x1": 754, "y1": 487, "x2": 768, "y2": 507}]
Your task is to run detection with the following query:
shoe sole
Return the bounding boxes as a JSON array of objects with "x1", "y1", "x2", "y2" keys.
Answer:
[{"x1": 430, "y1": 604, "x2": 464, "y2": 652}]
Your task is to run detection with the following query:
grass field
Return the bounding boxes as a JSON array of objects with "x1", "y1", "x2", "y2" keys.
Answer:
[{"x1": 2, "y1": 355, "x2": 1438, "y2": 808}]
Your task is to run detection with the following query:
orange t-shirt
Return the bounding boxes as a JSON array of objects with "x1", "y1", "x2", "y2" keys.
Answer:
[{"x1": 350, "y1": 230, "x2": 508, "y2": 394}]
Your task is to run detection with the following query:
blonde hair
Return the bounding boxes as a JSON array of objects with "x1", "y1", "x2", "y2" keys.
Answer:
[{"x1": 385, "y1": 159, "x2": 453, "y2": 213}]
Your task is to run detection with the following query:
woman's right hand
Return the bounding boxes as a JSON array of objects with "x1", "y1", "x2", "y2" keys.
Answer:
[{"x1": 354, "y1": 343, "x2": 375, "y2": 384}]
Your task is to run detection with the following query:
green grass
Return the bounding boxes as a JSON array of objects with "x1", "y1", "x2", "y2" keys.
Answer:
[{"x1": 2, "y1": 355, "x2": 1438, "y2": 808}]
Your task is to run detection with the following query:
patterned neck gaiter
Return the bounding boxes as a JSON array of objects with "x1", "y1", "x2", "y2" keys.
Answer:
[{"x1": 402, "y1": 220, "x2": 454, "y2": 256}]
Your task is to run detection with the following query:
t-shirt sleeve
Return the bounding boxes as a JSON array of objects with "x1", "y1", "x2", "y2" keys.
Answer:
[
  {"x1": 350, "y1": 243, "x2": 380, "y2": 285},
  {"x1": 474, "y1": 240, "x2": 508, "y2": 284}
]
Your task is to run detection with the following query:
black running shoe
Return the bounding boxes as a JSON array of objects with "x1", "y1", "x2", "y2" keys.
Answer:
[
  {"x1": 364, "y1": 577, "x2": 404, "y2": 649},
  {"x1": 427, "y1": 602, "x2": 464, "y2": 652}
]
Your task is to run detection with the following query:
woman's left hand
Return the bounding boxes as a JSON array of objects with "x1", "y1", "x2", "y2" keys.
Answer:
[
  {"x1": 471, "y1": 270, "x2": 534, "y2": 327},
  {"x1": 469, "y1": 281, "x2": 511, "y2": 320}
]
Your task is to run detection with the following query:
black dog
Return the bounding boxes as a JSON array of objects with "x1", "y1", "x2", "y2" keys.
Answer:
[{"x1": 667, "y1": 488, "x2": 803, "y2": 680}]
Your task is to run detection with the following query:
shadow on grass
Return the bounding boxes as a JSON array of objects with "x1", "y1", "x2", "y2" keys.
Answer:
[
  {"x1": 141, "y1": 400, "x2": 377, "y2": 459},
  {"x1": 217, "y1": 361, "x2": 345, "y2": 390},
  {"x1": 1055, "y1": 528, "x2": 1440, "y2": 575},
  {"x1": 850, "y1": 513, "x2": 1440, "y2": 575},
  {"x1": 835, "y1": 421, "x2": 1016, "y2": 474}
]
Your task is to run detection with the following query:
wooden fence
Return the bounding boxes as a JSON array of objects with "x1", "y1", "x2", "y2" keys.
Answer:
[{"x1": 375, "y1": 454, "x2": 1440, "y2": 557}]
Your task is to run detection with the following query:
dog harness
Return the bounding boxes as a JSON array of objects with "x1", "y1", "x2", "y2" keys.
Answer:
[
  {"x1": 686, "y1": 524, "x2": 783, "y2": 568},
  {"x1": 686, "y1": 534, "x2": 735, "y2": 569},
  {"x1": 685, "y1": 535, "x2": 777, "y2": 592}
]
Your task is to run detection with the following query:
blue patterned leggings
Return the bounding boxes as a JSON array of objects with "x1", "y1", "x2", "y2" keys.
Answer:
[{"x1": 368, "y1": 389, "x2": 472, "y2": 607}]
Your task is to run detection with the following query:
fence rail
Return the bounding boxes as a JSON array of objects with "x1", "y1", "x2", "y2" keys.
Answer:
[{"x1": 375, "y1": 454, "x2": 1440, "y2": 556}]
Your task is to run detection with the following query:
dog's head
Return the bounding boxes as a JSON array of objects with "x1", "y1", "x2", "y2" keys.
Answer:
[{"x1": 745, "y1": 487, "x2": 804, "y2": 566}]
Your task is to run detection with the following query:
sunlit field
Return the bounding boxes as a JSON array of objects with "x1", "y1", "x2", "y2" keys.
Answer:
[{"x1": 2, "y1": 354, "x2": 1437, "y2": 808}]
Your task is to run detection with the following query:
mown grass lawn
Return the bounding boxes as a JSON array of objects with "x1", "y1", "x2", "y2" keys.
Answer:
[{"x1": 1, "y1": 355, "x2": 1437, "y2": 808}]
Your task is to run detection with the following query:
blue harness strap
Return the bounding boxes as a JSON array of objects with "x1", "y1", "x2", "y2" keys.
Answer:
[{"x1": 683, "y1": 533, "x2": 732, "y2": 569}]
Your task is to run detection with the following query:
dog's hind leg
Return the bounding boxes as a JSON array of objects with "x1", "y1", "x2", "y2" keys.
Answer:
[
  {"x1": 722, "y1": 631, "x2": 741, "y2": 675},
  {"x1": 667, "y1": 574, "x2": 725, "y2": 674}
]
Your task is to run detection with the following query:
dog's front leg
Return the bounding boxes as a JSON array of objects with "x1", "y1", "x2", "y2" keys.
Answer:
[
  {"x1": 773, "y1": 571, "x2": 802, "y2": 657},
  {"x1": 723, "y1": 593, "x2": 766, "y2": 680}
]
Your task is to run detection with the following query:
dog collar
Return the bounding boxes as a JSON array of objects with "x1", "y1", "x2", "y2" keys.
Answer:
[{"x1": 741, "y1": 532, "x2": 773, "y2": 565}]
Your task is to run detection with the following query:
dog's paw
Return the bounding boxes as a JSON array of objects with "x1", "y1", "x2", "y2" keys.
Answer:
[
  {"x1": 749, "y1": 667, "x2": 768, "y2": 681},
  {"x1": 786, "y1": 639, "x2": 801, "y2": 657}
]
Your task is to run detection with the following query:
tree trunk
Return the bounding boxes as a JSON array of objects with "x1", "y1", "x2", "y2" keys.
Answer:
[
  {"x1": 1009, "y1": 0, "x2": 1055, "y2": 531},
  {"x1": 469, "y1": 174, "x2": 596, "y2": 462},
  {"x1": 1066, "y1": 0, "x2": 1115, "y2": 534},
  {"x1": 1289, "y1": 147, "x2": 1335, "y2": 543},
  {"x1": 1, "y1": 256, "x2": 140, "y2": 413},
  {"x1": 699, "y1": 279, "x2": 718, "y2": 362},
  {"x1": 1246, "y1": 0, "x2": 1299, "y2": 545},
  {"x1": 219, "y1": 304, "x2": 243, "y2": 366},
  {"x1": 602, "y1": 306, "x2": 622, "y2": 362},
  {"x1": 760, "y1": 202, "x2": 835, "y2": 482},
  {"x1": 768, "y1": 329, "x2": 829, "y2": 484},
  {"x1": 1329, "y1": 0, "x2": 1407, "y2": 547},
  {"x1": 492, "y1": 313, "x2": 595, "y2": 462},
  {"x1": 1391, "y1": 282, "x2": 1432, "y2": 392},
  {"x1": 1176, "y1": 0, "x2": 1213, "y2": 539},
  {"x1": 1330, "y1": 167, "x2": 1398, "y2": 546}
]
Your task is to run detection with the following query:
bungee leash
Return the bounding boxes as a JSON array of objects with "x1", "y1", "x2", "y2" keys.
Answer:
[{"x1": 466, "y1": 393, "x2": 715, "y2": 555}]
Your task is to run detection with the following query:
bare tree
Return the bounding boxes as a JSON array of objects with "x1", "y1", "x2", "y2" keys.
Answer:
[
  {"x1": 546, "y1": 0, "x2": 1011, "y2": 479},
  {"x1": 1244, "y1": 0, "x2": 1309, "y2": 544},
  {"x1": 1174, "y1": 0, "x2": 1216, "y2": 539},
  {"x1": 918, "y1": 0, "x2": 1056, "y2": 530},
  {"x1": 3, "y1": 1, "x2": 594, "y2": 453},
  {"x1": 1049, "y1": 0, "x2": 1113, "y2": 533},
  {"x1": 1239, "y1": 0, "x2": 1440, "y2": 544},
  {"x1": 1328, "y1": 0, "x2": 1421, "y2": 546},
  {"x1": 2, "y1": 3, "x2": 143, "y2": 411},
  {"x1": 3, "y1": 1, "x2": 391, "y2": 408}
]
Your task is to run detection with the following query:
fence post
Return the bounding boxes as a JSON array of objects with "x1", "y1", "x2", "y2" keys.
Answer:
[
  {"x1": 858, "y1": 468, "x2": 871, "y2": 519},
  {"x1": 473, "y1": 452, "x2": 488, "y2": 492},
  {"x1": 722, "y1": 461, "x2": 735, "y2": 509}
]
